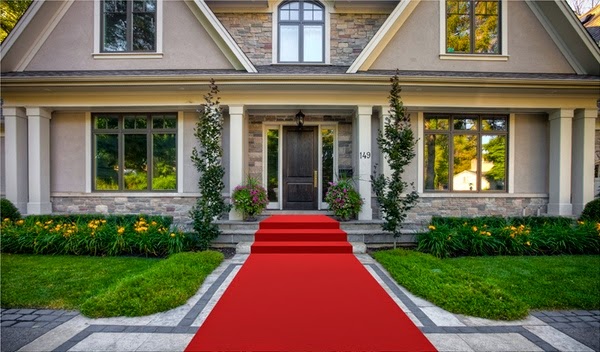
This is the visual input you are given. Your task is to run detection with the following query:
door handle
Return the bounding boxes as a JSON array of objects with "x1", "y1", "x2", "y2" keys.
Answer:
[{"x1": 313, "y1": 170, "x2": 318, "y2": 188}]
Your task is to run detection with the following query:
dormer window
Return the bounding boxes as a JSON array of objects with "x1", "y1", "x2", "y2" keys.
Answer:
[
  {"x1": 446, "y1": 0, "x2": 500, "y2": 54},
  {"x1": 102, "y1": 0, "x2": 157, "y2": 52},
  {"x1": 278, "y1": 0, "x2": 325, "y2": 63}
]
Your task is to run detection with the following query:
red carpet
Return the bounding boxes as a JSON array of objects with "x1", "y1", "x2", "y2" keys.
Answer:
[{"x1": 185, "y1": 215, "x2": 437, "y2": 352}]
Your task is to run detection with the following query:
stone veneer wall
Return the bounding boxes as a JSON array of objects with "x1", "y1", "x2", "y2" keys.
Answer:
[
  {"x1": 400, "y1": 196, "x2": 549, "y2": 226},
  {"x1": 329, "y1": 13, "x2": 387, "y2": 65},
  {"x1": 52, "y1": 196, "x2": 198, "y2": 230},
  {"x1": 215, "y1": 13, "x2": 272, "y2": 66},
  {"x1": 247, "y1": 114, "x2": 353, "y2": 182},
  {"x1": 215, "y1": 12, "x2": 387, "y2": 66}
]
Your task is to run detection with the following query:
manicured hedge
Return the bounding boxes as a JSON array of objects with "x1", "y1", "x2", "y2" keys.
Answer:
[
  {"x1": 417, "y1": 216, "x2": 600, "y2": 258},
  {"x1": 0, "y1": 214, "x2": 192, "y2": 257}
]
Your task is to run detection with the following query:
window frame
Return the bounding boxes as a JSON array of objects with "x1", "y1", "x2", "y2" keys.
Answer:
[
  {"x1": 94, "y1": 0, "x2": 163, "y2": 58},
  {"x1": 100, "y1": 0, "x2": 157, "y2": 53},
  {"x1": 440, "y1": 0, "x2": 508, "y2": 59},
  {"x1": 277, "y1": 0, "x2": 326, "y2": 64},
  {"x1": 92, "y1": 112, "x2": 178, "y2": 192},
  {"x1": 423, "y1": 113, "x2": 508, "y2": 193}
]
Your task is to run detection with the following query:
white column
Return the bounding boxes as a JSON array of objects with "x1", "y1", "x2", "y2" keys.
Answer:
[
  {"x1": 356, "y1": 106, "x2": 372, "y2": 220},
  {"x1": 26, "y1": 107, "x2": 53, "y2": 214},
  {"x1": 4, "y1": 107, "x2": 29, "y2": 214},
  {"x1": 229, "y1": 105, "x2": 245, "y2": 220},
  {"x1": 548, "y1": 109, "x2": 573, "y2": 216},
  {"x1": 572, "y1": 108, "x2": 596, "y2": 216}
]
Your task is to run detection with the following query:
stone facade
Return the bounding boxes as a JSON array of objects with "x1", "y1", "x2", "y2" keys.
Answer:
[
  {"x1": 52, "y1": 196, "x2": 198, "y2": 229},
  {"x1": 216, "y1": 13, "x2": 272, "y2": 66},
  {"x1": 330, "y1": 13, "x2": 388, "y2": 65},
  {"x1": 214, "y1": 12, "x2": 387, "y2": 66},
  {"x1": 403, "y1": 196, "x2": 549, "y2": 226}
]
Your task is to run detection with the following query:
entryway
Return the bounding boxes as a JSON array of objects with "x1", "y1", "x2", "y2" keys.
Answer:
[{"x1": 282, "y1": 126, "x2": 318, "y2": 210}]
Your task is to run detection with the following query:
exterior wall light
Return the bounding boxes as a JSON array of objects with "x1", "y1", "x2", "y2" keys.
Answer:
[{"x1": 295, "y1": 110, "x2": 305, "y2": 127}]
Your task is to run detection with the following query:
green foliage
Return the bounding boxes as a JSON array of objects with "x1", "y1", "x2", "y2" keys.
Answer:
[
  {"x1": 371, "y1": 72, "x2": 419, "y2": 238},
  {"x1": 80, "y1": 251, "x2": 223, "y2": 318},
  {"x1": 0, "y1": 0, "x2": 32, "y2": 42},
  {"x1": 1, "y1": 254, "x2": 158, "y2": 310},
  {"x1": 0, "y1": 214, "x2": 190, "y2": 257},
  {"x1": 1, "y1": 251, "x2": 225, "y2": 318},
  {"x1": 190, "y1": 79, "x2": 230, "y2": 250},
  {"x1": 1, "y1": 198, "x2": 21, "y2": 221},
  {"x1": 231, "y1": 176, "x2": 269, "y2": 220},
  {"x1": 372, "y1": 249, "x2": 528, "y2": 320},
  {"x1": 417, "y1": 216, "x2": 600, "y2": 258},
  {"x1": 373, "y1": 249, "x2": 599, "y2": 320},
  {"x1": 580, "y1": 198, "x2": 600, "y2": 222},
  {"x1": 324, "y1": 178, "x2": 363, "y2": 221}
]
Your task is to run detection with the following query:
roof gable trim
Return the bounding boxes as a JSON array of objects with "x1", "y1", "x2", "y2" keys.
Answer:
[
  {"x1": 186, "y1": 0, "x2": 258, "y2": 73},
  {"x1": 347, "y1": 0, "x2": 421, "y2": 73}
]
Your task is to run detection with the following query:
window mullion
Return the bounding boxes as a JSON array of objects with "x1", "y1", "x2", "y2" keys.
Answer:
[
  {"x1": 148, "y1": 117, "x2": 152, "y2": 191},
  {"x1": 470, "y1": 0, "x2": 475, "y2": 54},
  {"x1": 449, "y1": 117, "x2": 454, "y2": 192},
  {"x1": 118, "y1": 117, "x2": 124, "y2": 191},
  {"x1": 127, "y1": 0, "x2": 133, "y2": 52}
]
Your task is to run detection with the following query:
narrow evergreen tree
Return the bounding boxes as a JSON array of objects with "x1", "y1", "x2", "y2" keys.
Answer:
[
  {"x1": 371, "y1": 72, "x2": 419, "y2": 242},
  {"x1": 190, "y1": 79, "x2": 230, "y2": 250}
]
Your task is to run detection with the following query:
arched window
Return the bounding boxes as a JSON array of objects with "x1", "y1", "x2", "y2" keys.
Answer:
[{"x1": 278, "y1": 0, "x2": 325, "y2": 63}]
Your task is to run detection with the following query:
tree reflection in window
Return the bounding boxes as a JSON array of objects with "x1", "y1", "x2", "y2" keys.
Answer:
[
  {"x1": 103, "y1": 0, "x2": 156, "y2": 52},
  {"x1": 267, "y1": 129, "x2": 279, "y2": 202},
  {"x1": 446, "y1": 0, "x2": 500, "y2": 54},
  {"x1": 93, "y1": 113, "x2": 176, "y2": 191},
  {"x1": 322, "y1": 128, "x2": 334, "y2": 200},
  {"x1": 424, "y1": 114, "x2": 507, "y2": 192}
]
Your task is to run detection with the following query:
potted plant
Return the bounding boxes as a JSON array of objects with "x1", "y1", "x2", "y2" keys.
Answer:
[
  {"x1": 324, "y1": 178, "x2": 363, "y2": 221},
  {"x1": 231, "y1": 176, "x2": 269, "y2": 221}
]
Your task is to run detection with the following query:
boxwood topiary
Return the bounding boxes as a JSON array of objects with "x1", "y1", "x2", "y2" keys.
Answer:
[
  {"x1": 1, "y1": 198, "x2": 21, "y2": 221},
  {"x1": 579, "y1": 198, "x2": 600, "y2": 222}
]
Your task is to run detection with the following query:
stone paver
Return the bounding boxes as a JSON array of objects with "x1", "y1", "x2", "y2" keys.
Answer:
[{"x1": 2, "y1": 252, "x2": 599, "y2": 352}]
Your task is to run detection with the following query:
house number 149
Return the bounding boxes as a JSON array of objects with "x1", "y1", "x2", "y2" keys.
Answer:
[{"x1": 359, "y1": 152, "x2": 371, "y2": 159}]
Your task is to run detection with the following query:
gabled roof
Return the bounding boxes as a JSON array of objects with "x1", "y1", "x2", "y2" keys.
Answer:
[
  {"x1": 0, "y1": 0, "x2": 257, "y2": 73},
  {"x1": 349, "y1": 0, "x2": 600, "y2": 75}
]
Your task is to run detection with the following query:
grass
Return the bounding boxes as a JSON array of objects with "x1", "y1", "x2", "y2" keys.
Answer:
[
  {"x1": 1, "y1": 251, "x2": 224, "y2": 318},
  {"x1": 372, "y1": 249, "x2": 600, "y2": 320}
]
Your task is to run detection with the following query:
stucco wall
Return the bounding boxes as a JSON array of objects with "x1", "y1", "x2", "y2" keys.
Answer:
[
  {"x1": 51, "y1": 112, "x2": 87, "y2": 193},
  {"x1": 371, "y1": 1, "x2": 574, "y2": 73},
  {"x1": 24, "y1": 1, "x2": 234, "y2": 71},
  {"x1": 183, "y1": 112, "x2": 201, "y2": 194},
  {"x1": 514, "y1": 113, "x2": 549, "y2": 194}
]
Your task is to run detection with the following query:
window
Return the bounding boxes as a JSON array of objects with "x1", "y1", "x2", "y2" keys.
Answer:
[
  {"x1": 278, "y1": 0, "x2": 325, "y2": 63},
  {"x1": 446, "y1": 0, "x2": 500, "y2": 54},
  {"x1": 424, "y1": 114, "x2": 507, "y2": 192},
  {"x1": 93, "y1": 113, "x2": 177, "y2": 191},
  {"x1": 102, "y1": 0, "x2": 156, "y2": 52}
]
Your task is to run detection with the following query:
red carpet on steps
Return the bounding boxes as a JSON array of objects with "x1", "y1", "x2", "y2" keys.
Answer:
[{"x1": 185, "y1": 215, "x2": 437, "y2": 352}]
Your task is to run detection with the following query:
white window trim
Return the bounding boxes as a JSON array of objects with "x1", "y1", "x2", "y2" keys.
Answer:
[
  {"x1": 93, "y1": 0, "x2": 164, "y2": 59},
  {"x1": 439, "y1": 0, "x2": 508, "y2": 60},
  {"x1": 271, "y1": 0, "x2": 331, "y2": 65}
]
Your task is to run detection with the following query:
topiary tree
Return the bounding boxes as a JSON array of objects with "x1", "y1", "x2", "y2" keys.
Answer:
[
  {"x1": 579, "y1": 198, "x2": 600, "y2": 222},
  {"x1": 1, "y1": 198, "x2": 21, "y2": 221},
  {"x1": 371, "y1": 71, "x2": 419, "y2": 243},
  {"x1": 190, "y1": 79, "x2": 230, "y2": 250}
]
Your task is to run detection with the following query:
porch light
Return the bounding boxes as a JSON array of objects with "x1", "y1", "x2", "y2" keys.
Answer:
[{"x1": 295, "y1": 110, "x2": 305, "y2": 127}]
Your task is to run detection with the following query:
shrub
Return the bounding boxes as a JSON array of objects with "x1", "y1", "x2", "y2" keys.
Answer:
[
  {"x1": 580, "y1": 198, "x2": 600, "y2": 222},
  {"x1": 1, "y1": 199, "x2": 21, "y2": 221},
  {"x1": 0, "y1": 214, "x2": 189, "y2": 257},
  {"x1": 231, "y1": 176, "x2": 269, "y2": 220},
  {"x1": 324, "y1": 178, "x2": 363, "y2": 221},
  {"x1": 417, "y1": 216, "x2": 600, "y2": 258}
]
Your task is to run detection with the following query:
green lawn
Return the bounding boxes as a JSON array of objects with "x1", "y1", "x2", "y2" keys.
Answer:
[
  {"x1": 1, "y1": 251, "x2": 224, "y2": 317},
  {"x1": 372, "y1": 249, "x2": 600, "y2": 320}
]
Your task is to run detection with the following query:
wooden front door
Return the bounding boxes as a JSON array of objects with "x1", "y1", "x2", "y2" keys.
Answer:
[{"x1": 283, "y1": 126, "x2": 318, "y2": 210}]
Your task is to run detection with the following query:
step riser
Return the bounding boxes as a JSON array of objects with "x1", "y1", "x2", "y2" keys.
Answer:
[
  {"x1": 251, "y1": 246, "x2": 353, "y2": 254},
  {"x1": 259, "y1": 222, "x2": 340, "y2": 230},
  {"x1": 255, "y1": 233, "x2": 347, "y2": 242}
]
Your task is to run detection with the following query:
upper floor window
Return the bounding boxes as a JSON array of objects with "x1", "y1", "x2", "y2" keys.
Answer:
[
  {"x1": 424, "y1": 114, "x2": 507, "y2": 192},
  {"x1": 102, "y1": 0, "x2": 156, "y2": 52},
  {"x1": 446, "y1": 0, "x2": 500, "y2": 54},
  {"x1": 278, "y1": 0, "x2": 325, "y2": 63}
]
